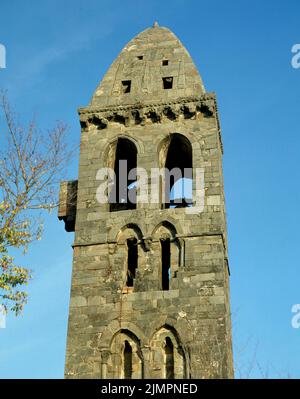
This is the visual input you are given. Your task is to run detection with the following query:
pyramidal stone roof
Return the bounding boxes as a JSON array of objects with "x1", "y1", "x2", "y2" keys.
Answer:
[{"x1": 90, "y1": 23, "x2": 206, "y2": 107}]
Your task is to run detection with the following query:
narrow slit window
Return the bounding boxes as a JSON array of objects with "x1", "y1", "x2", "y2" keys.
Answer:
[
  {"x1": 123, "y1": 340, "x2": 133, "y2": 379},
  {"x1": 127, "y1": 238, "x2": 138, "y2": 287},
  {"x1": 162, "y1": 76, "x2": 173, "y2": 89},
  {"x1": 161, "y1": 238, "x2": 171, "y2": 290},
  {"x1": 162, "y1": 60, "x2": 169, "y2": 66},
  {"x1": 122, "y1": 80, "x2": 131, "y2": 93},
  {"x1": 164, "y1": 337, "x2": 174, "y2": 379}
]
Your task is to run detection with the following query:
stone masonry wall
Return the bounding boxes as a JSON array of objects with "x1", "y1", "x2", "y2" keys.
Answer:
[
  {"x1": 62, "y1": 24, "x2": 233, "y2": 379},
  {"x1": 64, "y1": 107, "x2": 234, "y2": 378}
]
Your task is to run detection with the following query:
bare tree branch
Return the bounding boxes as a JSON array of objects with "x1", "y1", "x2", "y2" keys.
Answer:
[{"x1": 0, "y1": 91, "x2": 77, "y2": 314}]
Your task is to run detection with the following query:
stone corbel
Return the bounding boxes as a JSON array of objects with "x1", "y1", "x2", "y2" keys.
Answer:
[
  {"x1": 146, "y1": 108, "x2": 161, "y2": 123},
  {"x1": 142, "y1": 237, "x2": 152, "y2": 251},
  {"x1": 198, "y1": 98, "x2": 215, "y2": 116},
  {"x1": 162, "y1": 105, "x2": 177, "y2": 121}
]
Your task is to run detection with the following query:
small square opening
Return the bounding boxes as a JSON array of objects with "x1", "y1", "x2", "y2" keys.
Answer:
[
  {"x1": 162, "y1": 77, "x2": 173, "y2": 89},
  {"x1": 122, "y1": 80, "x2": 131, "y2": 93},
  {"x1": 137, "y1": 55, "x2": 143, "y2": 60},
  {"x1": 162, "y1": 60, "x2": 169, "y2": 66}
]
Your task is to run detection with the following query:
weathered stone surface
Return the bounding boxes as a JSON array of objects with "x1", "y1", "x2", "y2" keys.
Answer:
[
  {"x1": 58, "y1": 180, "x2": 78, "y2": 232},
  {"x1": 59, "y1": 23, "x2": 234, "y2": 379}
]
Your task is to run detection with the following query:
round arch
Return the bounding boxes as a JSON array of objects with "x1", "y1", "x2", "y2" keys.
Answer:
[
  {"x1": 103, "y1": 134, "x2": 144, "y2": 168},
  {"x1": 149, "y1": 324, "x2": 189, "y2": 379},
  {"x1": 116, "y1": 223, "x2": 144, "y2": 244},
  {"x1": 151, "y1": 220, "x2": 178, "y2": 240},
  {"x1": 99, "y1": 319, "x2": 147, "y2": 349},
  {"x1": 108, "y1": 328, "x2": 144, "y2": 379}
]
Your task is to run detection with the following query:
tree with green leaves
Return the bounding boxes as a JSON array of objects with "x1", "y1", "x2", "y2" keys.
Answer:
[{"x1": 0, "y1": 92, "x2": 75, "y2": 315}]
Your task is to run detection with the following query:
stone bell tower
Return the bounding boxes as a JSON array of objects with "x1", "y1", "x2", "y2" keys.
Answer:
[{"x1": 58, "y1": 23, "x2": 234, "y2": 379}]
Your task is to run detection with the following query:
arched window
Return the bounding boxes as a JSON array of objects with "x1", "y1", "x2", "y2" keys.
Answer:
[
  {"x1": 164, "y1": 337, "x2": 174, "y2": 379},
  {"x1": 123, "y1": 340, "x2": 133, "y2": 379},
  {"x1": 109, "y1": 138, "x2": 137, "y2": 211},
  {"x1": 163, "y1": 134, "x2": 192, "y2": 208},
  {"x1": 126, "y1": 238, "x2": 138, "y2": 287},
  {"x1": 108, "y1": 330, "x2": 143, "y2": 378},
  {"x1": 161, "y1": 238, "x2": 171, "y2": 290},
  {"x1": 150, "y1": 326, "x2": 187, "y2": 379},
  {"x1": 153, "y1": 222, "x2": 181, "y2": 291},
  {"x1": 117, "y1": 225, "x2": 143, "y2": 293}
]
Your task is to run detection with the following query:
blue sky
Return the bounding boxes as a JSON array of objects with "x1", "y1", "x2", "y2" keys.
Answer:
[{"x1": 0, "y1": 0, "x2": 300, "y2": 378}]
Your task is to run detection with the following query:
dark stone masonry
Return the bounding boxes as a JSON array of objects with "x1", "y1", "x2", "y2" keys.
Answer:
[{"x1": 58, "y1": 22, "x2": 234, "y2": 379}]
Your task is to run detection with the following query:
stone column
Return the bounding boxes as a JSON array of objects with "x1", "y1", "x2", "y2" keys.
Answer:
[
  {"x1": 141, "y1": 346, "x2": 152, "y2": 379},
  {"x1": 100, "y1": 349, "x2": 110, "y2": 379}
]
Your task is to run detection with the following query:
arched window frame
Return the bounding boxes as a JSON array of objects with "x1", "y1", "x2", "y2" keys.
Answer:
[
  {"x1": 150, "y1": 326, "x2": 187, "y2": 379},
  {"x1": 158, "y1": 133, "x2": 193, "y2": 209},
  {"x1": 116, "y1": 224, "x2": 144, "y2": 293},
  {"x1": 152, "y1": 222, "x2": 182, "y2": 291},
  {"x1": 108, "y1": 330, "x2": 144, "y2": 379}
]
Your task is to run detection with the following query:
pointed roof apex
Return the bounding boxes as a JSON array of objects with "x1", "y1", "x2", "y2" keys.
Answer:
[
  {"x1": 90, "y1": 24, "x2": 206, "y2": 106},
  {"x1": 153, "y1": 21, "x2": 159, "y2": 28}
]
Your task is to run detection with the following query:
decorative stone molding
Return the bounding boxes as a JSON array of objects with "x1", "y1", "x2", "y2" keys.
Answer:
[
  {"x1": 78, "y1": 93, "x2": 223, "y2": 152},
  {"x1": 78, "y1": 93, "x2": 217, "y2": 130}
]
